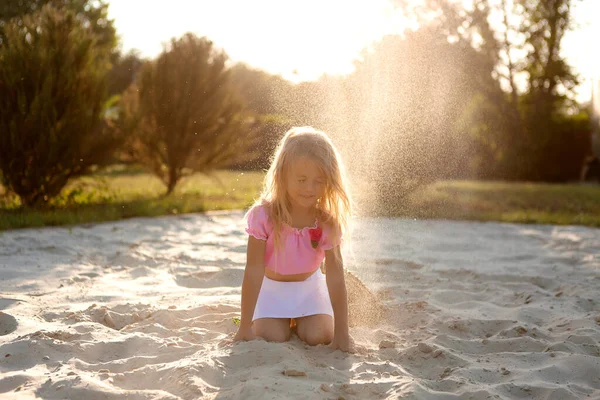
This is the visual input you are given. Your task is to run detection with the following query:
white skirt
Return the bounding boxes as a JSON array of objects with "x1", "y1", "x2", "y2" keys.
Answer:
[{"x1": 252, "y1": 268, "x2": 334, "y2": 321}]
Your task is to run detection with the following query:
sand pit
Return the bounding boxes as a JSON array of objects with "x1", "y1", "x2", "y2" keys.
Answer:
[{"x1": 0, "y1": 211, "x2": 599, "y2": 399}]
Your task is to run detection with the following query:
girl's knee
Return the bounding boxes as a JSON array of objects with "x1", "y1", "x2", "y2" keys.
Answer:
[
  {"x1": 302, "y1": 326, "x2": 333, "y2": 346},
  {"x1": 254, "y1": 324, "x2": 290, "y2": 343}
]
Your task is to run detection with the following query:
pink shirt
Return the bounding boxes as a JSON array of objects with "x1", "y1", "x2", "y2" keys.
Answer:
[{"x1": 245, "y1": 205, "x2": 342, "y2": 275}]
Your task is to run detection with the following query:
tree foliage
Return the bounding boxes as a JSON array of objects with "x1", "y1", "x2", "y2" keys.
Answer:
[
  {"x1": 230, "y1": 63, "x2": 292, "y2": 116},
  {"x1": 120, "y1": 33, "x2": 254, "y2": 194},
  {"x1": 0, "y1": 5, "x2": 122, "y2": 207},
  {"x1": 393, "y1": 0, "x2": 590, "y2": 182},
  {"x1": 107, "y1": 50, "x2": 144, "y2": 98},
  {"x1": 0, "y1": 0, "x2": 116, "y2": 52}
]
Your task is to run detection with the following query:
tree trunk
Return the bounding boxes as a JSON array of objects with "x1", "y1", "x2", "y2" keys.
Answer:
[{"x1": 165, "y1": 167, "x2": 179, "y2": 195}]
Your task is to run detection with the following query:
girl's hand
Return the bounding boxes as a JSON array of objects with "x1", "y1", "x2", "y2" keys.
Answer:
[
  {"x1": 233, "y1": 326, "x2": 256, "y2": 342},
  {"x1": 330, "y1": 331, "x2": 355, "y2": 353}
]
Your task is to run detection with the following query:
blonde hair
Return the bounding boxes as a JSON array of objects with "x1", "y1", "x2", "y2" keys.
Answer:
[{"x1": 253, "y1": 126, "x2": 352, "y2": 248}]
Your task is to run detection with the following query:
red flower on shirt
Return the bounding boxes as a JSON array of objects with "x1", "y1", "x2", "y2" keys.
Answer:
[{"x1": 308, "y1": 226, "x2": 323, "y2": 249}]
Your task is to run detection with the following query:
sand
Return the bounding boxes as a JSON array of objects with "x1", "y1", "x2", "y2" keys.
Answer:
[{"x1": 0, "y1": 211, "x2": 599, "y2": 399}]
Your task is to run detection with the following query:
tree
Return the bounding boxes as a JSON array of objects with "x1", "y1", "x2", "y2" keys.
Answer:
[
  {"x1": 515, "y1": 0, "x2": 588, "y2": 180},
  {"x1": 230, "y1": 63, "x2": 293, "y2": 116},
  {"x1": 470, "y1": 0, "x2": 585, "y2": 180},
  {"x1": 0, "y1": 0, "x2": 116, "y2": 52},
  {"x1": 394, "y1": 0, "x2": 590, "y2": 181},
  {"x1": 120, "y1": 33, "x2": 254, "y2": 194},
  {"x1": 107, "y1": 50, "x2": 144, "y2": 97},
  {"x1": 0, "y1": 5, "x2": 122, "y2": 207}
]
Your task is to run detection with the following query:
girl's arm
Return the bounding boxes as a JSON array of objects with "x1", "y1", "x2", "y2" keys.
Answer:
[
  {"x1": 324, "y1": 246, "x2": 352, "y2": 352},
  {"x1": 234, "y1": 235, "x2": 266, "y2": 341}
]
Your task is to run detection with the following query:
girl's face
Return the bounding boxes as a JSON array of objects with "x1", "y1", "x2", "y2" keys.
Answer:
[{"x1": 286, "y1": 156, "x2": 326, "y2": 211}]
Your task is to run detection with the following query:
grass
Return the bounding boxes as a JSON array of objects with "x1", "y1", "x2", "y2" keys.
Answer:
[
  {"x1": 1, "y1": 169, "x2": 599, "y2": 230},
  {"x1": 401, "y1": 180, "x2": 600, "y2": 227},
  {"x1": 0, "y1": 167, "x2": 264, "y2": 231}
]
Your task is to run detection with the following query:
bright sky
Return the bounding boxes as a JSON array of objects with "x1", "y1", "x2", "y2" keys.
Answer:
[{"x1": 108, "y1": 0, "x2": 599, "y2": 103}]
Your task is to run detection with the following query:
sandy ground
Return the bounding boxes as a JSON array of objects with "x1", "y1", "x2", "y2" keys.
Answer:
[{"x1": 0, "y1": 211, "x2": 599, "y2": 399}]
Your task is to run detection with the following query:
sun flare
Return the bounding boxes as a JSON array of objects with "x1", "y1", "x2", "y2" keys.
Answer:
[{"x1": 108, "y1": 0, "x2": 401, "y2": 82}]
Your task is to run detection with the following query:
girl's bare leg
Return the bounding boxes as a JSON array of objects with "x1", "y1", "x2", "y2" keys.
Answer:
[
  {"x1": 295, "y1": 314, "x2": 334, "y2": 346},
  {"x1": 253, "y1": 318, "x2": 292, "y2": 342}
]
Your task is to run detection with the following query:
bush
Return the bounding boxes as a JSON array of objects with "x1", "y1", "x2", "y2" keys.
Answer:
[
  {"x1": 120, "y1": 33, "x2": 255, "y2": 194},
  {"x1": 0, "y1": 5, "x2": 122, "y2": 207}
]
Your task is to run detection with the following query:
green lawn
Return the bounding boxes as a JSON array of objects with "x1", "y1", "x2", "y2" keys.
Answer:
[
  {"x1": 1, "y1": 168, "x2": 599, "y2": 230},
  {"x1": 402, "y1": 180, "x2": 600, "y2": 227},
  {"x1": 0, "y1": 167, "x2": 264, "y2": 231}
]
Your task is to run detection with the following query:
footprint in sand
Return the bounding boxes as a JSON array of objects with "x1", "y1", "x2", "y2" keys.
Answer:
[
  {"x1": 0, "y1": 312, "x2": 18, "y2": 336},
  {"x1": 0, "y1": 298, "x2": 19, "y2": 311},
  {"x1": 173, "y1": 268, "x2": 243, "y2": 289}
]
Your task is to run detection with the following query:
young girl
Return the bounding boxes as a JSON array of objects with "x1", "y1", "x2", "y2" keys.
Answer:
[{"x1": 233, "y1": 126, "x2": 353, "y2": 352}]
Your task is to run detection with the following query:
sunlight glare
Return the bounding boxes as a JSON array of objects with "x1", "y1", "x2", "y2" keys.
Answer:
[{"x1": 108, "y1": 0, "x2": 402, "y2": 82}]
